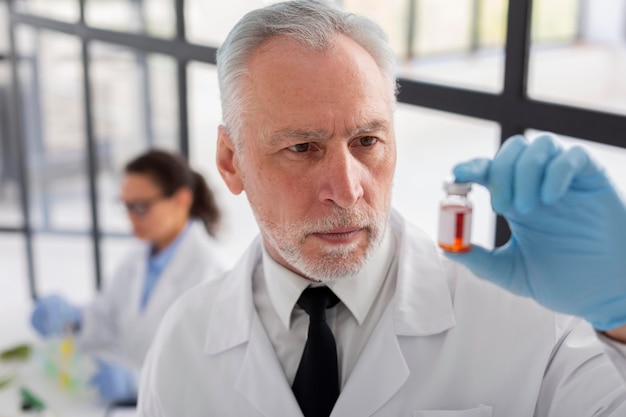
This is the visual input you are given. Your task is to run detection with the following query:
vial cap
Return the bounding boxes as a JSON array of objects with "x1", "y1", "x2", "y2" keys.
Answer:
[{"x1": 443, "y1": 179, "x2": 472, "y2": 195}]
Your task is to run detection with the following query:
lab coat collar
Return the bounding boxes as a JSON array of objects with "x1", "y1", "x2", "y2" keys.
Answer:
[
  {"x1": 261, "y1": 249, "x2": 310, "y2": 330},
  {"x1": 203, "y1": 209, "x2": 456, "y2": 356},
  {"x1": 203, "y1": 237, "x2": 260, "y2": 355},
  {"x1": 261, "y1": 224, "x2": 396, "y2": 330}
]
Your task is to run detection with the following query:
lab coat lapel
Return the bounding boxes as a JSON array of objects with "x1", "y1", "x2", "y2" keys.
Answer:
[
  {"x1": 332, "y1": 212, "x2": 456, "y2": 416},
  {"x1": 204, "y1": 238, "x2": 259, "y2": 354},
  {"x1": 331, "y1": 305, "x2": 409, "y2": 417},
  {"x1": 235, "y1": 313, "x2": 304, "y2": 417},
  {"x1": 143, "y1": 224, "x2": 199, "y2": 316},
  {"x1": 391, "y1": 210, "x2": 456, "y2": 336},
  {"x1": 119, "y1": 245, "x2": 148, "y2": 334},
  {"x1": 128, "y1": 246, "x2": 148, "y2": 314},
  {"x1": 205, "y1": 238, "x2": 303, "y2": 417},
  {"x1": 123, "y1": 233, "x2": 194, "y2": 365}
]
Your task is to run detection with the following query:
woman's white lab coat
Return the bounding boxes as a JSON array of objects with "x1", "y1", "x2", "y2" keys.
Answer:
[
  {"x1": 77, "y1": 221, "x2": 225, "y2": 372},
  {"x1": 138, "y1": 211, "x2": 626, "y2": 417}
]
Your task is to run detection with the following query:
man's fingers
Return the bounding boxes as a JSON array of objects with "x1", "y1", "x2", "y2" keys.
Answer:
[
  {"x1": 514, "y1": 135, "x2": 560, "y2": 213},
  {"x1": 489, "y1": 135, "x2": 527, "y2": 214},
  {"x1": 453, "y1": 158, "x2": 491, "y2": 186},
  {"x1": 542, "y1": 146, "x2": 606, "y2": 204}
]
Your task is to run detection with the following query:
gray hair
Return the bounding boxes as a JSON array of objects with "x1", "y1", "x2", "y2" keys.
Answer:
[{"x1": 216, "y1": 0, "x2": 398, "y2": 145}]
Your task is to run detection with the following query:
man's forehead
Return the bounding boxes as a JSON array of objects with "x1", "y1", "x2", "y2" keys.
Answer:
[
  {"x1": 278, "y1": 119, "x2": 389, "y2": 136},
  {"x1": 267, "y1": 119, "x2": 392, "y2": 143}
]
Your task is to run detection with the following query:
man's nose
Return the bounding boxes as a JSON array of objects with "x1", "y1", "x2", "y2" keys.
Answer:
[{"x1": 317, "y1": 148, "x2": 364, "y2": 209}]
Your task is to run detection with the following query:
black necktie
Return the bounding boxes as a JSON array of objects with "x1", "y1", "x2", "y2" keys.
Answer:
[{"x1": 292, "y1": 286, "x2": 341, "y2": 417}]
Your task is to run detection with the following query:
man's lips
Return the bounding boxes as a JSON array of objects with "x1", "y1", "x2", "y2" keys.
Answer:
[{"x1": 311, "y1": 227, "x2": 363, "y2": 243}]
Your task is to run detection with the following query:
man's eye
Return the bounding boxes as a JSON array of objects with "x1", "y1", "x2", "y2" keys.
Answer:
[
  {"x1": 287, "y1": 143, "x2": 311, "y2": 153},
  {"x1": 359, "y1": 136, "x2": 377, "y2": 147}
]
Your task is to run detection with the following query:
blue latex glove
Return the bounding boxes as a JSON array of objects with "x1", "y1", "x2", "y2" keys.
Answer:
[
  {"x1": 30, "y1": 295, "x2": 82, "y2": 337},
  {"x1": 447, "y1": 134, "x2": 626, "y2": 331},
  {"x1": 90, "y1": 358, "x2": 137, "y2": 402}
]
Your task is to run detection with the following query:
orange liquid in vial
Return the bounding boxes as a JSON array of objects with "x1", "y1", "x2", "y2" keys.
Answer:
[{"x1": 438, "y1": 206, "x2": 472, "y2": 252}]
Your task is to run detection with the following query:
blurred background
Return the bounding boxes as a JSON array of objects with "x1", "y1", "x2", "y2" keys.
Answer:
[{"x1": 0, "y1": 0, "x2": 625, "y2": 314}]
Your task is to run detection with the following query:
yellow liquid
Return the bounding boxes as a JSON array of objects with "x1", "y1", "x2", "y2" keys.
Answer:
[
  {"x1": 59, "y1": 371, "x2": 71, "y2": 389},
  {"x1": 58, "y1": 335, "x2": 75, "y2": 389},
  {"x1": 60, "y1": 337, "x2": 74, "y2": 358}
]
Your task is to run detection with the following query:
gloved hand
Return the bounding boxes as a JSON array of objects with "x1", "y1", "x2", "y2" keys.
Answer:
[
  {"x1": 90, "y1": 358, "x2": 137, "y2": 403},
  {"x1": 447, "y1": 134, "x2": 626, "y2": 331},
  {"x1": 30, "y1": 295, "x2": 82, "y2": 337}
]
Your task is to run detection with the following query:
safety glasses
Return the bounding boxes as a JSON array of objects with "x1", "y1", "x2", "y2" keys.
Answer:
[{"x1": 121, "y1": 195, "x2": 167, "y2": 217}]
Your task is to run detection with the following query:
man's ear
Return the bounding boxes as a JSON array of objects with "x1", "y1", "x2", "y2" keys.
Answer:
[{"x1": 216, "y1": 125, "x2": 244, "y2": 195}]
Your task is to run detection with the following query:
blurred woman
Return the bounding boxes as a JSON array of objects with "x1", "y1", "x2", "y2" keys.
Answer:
[{"x1": 30, "y1": 149, "x2": 225, "y2": 402}]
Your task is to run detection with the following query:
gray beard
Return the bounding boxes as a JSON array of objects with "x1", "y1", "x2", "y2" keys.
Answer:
[{"x1": 258, "y1": 206, "x2": 389, "y2": 282}]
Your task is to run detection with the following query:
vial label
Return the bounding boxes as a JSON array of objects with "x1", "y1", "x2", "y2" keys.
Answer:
[{"x1": 438, "y1": 205, "x2": 472, "y2": 252}]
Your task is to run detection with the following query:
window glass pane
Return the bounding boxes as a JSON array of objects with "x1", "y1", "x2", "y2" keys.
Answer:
[
  {"x1": 526, "y1": 130, "x2": 626, "y2": 196},
  {"x1": 187, "y1": 62, "x2": 254, "y2": 268},
  {"x1": 478, "y1": 0, "x2": 508, "y2": 48},
  {"x1": 531, "y1": 0, "x2": 579, "y2": 42},
  {"x1": 414, "y1": 0, "x2": 474, "y2": 55},
  {"x1": 394, "y1": 103, "x2": 500, "y2": 249},
  {"x1": 90, "y1": 42, "x2": 179, "y2": 233},
  {"x1": 398, "y1": 51, "x2": 505, "y2": 94},
  {"x1": 186, "y1": 0, "x2": 267, "y2": 46},
  {"x1": 340, "y1": 0, "x2": 409, "y2": 59},
  {"x1": 342, "y1": 0, "x2": 507, "y2": 92},
  {"x1": 397, "y1": 0, "x2": 507, "y2": 93},
  {"x1": 14, "y1": 0, "x2": 80, "y2": 22},
  {"x1": 85, "y1": 0, "x2": 176, "y2": 38},
  {"x1": 0, "y1": 234, "x2": 30, "y2": 313},
  {"x1": 528, "y1": 0, "x2": 626, "y2": 116},
  {"x1": 16, "y1": 27, "x2": 92, "y2": 232},
  {"x1": 33, "y1": 234, "x2": 95, "y2": 303}
]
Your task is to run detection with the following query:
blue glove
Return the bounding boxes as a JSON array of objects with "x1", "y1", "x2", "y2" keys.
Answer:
[
  {"x1": 90, "y1": 358, "x2": 137, "y2": 402},
  {"x1": 30, "y1": 295, "x2": 82, "y2": 337},
  {"x1": 447, "y1": 134, "x2": 626, "y2": 331}
]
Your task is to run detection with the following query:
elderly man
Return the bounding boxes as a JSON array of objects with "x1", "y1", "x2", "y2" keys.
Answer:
[{"x1": 138, "y1": 1, "x2": 626, "y2": 416}]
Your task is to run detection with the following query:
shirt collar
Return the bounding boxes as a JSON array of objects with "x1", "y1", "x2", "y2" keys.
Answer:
[
  {"x1": 262, "y1": 226, "x2": 396, "y2": 329},
  {"x1": 148, "y1": 221, "x2": 192, "y2": 272}
]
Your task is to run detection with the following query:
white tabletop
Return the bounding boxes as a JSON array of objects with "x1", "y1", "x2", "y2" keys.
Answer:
[{"x1": 0, "y1": 305, "x2": 134, "y2": 417}]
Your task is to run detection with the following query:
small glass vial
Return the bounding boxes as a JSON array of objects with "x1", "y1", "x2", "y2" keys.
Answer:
[{"x1": 438, "y1": 180, "x2": 472, "y2": 252}]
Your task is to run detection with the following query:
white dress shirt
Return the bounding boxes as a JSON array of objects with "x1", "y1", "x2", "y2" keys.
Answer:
[{"x1": 253, "y1": 227, "x2": 398, "y2": 387}]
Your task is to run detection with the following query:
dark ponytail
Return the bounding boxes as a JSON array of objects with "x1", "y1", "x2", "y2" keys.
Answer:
[
  {"x1": 125, "y1": 149, "x2": 221, "y2": 237},
  {"x1": 189, "y1": 171, "x2": 220, "y2": 237}
]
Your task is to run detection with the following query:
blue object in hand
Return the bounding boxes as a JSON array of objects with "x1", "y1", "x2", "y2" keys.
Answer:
[
  {"x1": 447, "y1": 134, "x2": 626, "y2": 331},
  {"x1": 30, "y1": 295, "x2": 82, "y2": 337},
  {"x1": 90, "y1": 358, "x2": 137, "y2": 402}
]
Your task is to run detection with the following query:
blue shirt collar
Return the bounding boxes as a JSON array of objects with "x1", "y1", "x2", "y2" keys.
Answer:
[{"x1": 148, "y1": 221, "x2": 192, "y2": 273}]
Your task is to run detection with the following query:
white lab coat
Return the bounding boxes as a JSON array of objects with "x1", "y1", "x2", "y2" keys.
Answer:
[
  {"x1": 77, "y1": 221, "x2": 225, "y2": 373},
  {"x1": 138, "y1": 211, "x2": 626, "y2": 416}
]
